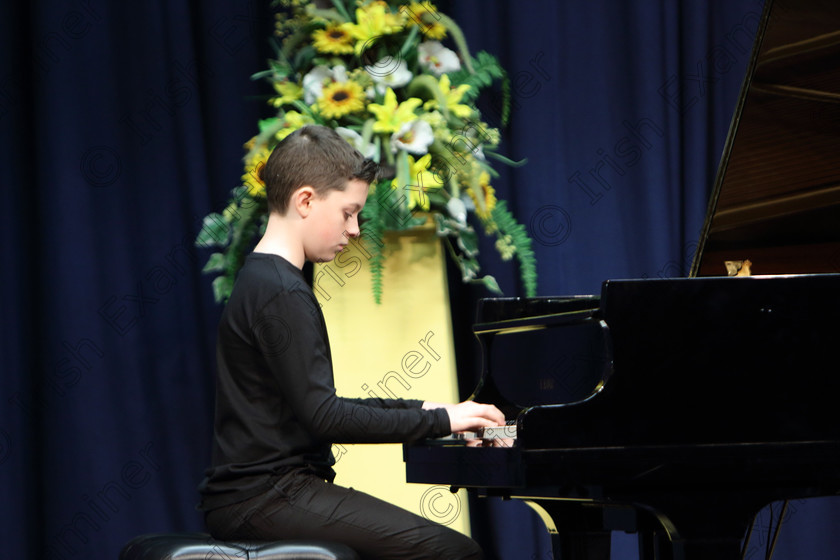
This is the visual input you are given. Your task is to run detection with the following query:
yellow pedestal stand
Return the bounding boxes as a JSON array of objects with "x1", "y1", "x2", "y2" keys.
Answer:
[{"x1": 313, "y1": 225, "x2": 470, "y2": 535}]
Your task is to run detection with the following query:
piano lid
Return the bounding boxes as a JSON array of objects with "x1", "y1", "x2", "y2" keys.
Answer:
[{"x1": 691, "y1": 0, "x2": 840, "y2": 277}]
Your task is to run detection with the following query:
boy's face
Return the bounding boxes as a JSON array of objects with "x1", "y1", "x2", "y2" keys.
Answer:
[{"x1": 303, "y1": 178, "x2": 369, "y2": 263}]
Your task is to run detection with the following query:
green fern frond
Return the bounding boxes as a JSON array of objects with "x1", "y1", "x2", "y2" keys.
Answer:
[
  {"x1": 367, "y1": 234, "x2": 385, "y2": 304},
  {"x1": 448, "y1": 51, "x2": 511, "y2": 125},
  {"x1": 449, "y1": 51, "x2": 505, "y2": 101},
  {"x1": 360, "y1": 183, "x2": 391, "y2": 304},
  {"x1": 500, "y1": 71, "x2": 511, "y2": 126},
  {"x1": 490, "y1": 201, "x2": 538, "y2": 297}
]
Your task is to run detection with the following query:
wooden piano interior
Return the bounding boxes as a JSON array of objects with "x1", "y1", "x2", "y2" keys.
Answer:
[{"x1": 693, "y1": 0, "x2": 840, "y2": 277}]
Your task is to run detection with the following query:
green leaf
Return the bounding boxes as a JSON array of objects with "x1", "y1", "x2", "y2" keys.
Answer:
[
  {"x1": 330, "y1": 0, "x2": 352, "y2": 22},
  {"x1": 361, "y1": 118, "x2": 376, "y2": 148},
  {"x1": 480, "y1": 275, "x2": 502, "y2": 294},
  {"x1": 426, "y1": 190, "x2": 447, "y2": 207},
  {"x1": 196, "y1": 213, "x2": 230, "y2": 248},
  {"x1": 395, "y1": 150, "x2": 410, "y2": 192},
  {"x1": 484, "y1": 150, "x2": 528, "y2": 167},
  {"x1": 459, "y1": 254, "x2": 480, "y2": 281},
  {"x1": 293, "y1": 45, "x2": 317, "y2": 73},
  {"x1": 456, "y1": 228, "x2": 479, "y2": 257},
  {"x1": 291, "y1": 99, "x2": 321, "y2": 122},
  {"x1": 307, "y1": 7, "x2": 345, "y2": 22},
  {"x1": 279, "y1": 28, "x2": 310, "y2": 69},
  {"x1": 251, "y1": 68, "x2": 278, "y2": 81},
  {"x1": 258, "y1": 117, "x2": 281, "y2": 134},
  {"x1": 398, "y1": 24, "x2": 421, "y2": 59},
  {"x1": 433, "y1": 213, "x2": 456, "y2": 236},
  {"x1": 212, "y1": 274, "x2": 234, "y2": 304},
  {"x1": 202, "y1": 252, "x2": 226, "y2": 273}
]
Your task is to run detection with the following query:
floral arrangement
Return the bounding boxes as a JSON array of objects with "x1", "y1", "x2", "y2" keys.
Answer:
[{"x1": 197, "y1": 0, "x2": 537, "y2": 304}]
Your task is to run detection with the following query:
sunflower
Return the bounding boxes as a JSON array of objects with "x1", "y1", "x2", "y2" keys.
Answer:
[
  {"x1": 406, "y1": 2, "x2": 447, "y2": 40},
  {"x1": 317, "y1": 80, "x2": 366, "y2": 119},
  {"x1": 312, "y1": 24, "x2": 354, "y2": 55}
]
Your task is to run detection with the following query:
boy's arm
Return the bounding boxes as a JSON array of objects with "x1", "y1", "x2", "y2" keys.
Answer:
[
  {"x1": 421, "y1": 401, "x2": 451, "y2": 410},
  {"x1": 343, "y1": 397, "x2": 424, "y2": 409},
  {"x1": 254, "y1": 291, "x2": 451, "y2": 443}
]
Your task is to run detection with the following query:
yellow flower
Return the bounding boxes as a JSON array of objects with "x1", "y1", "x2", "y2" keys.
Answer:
[
  {"x1": 270, "y1": 80, "x2": 302, "y2": 107},
  {"x1": 312, "y1": 24, "x2": 355, "y2": 55},
  {"x1": 423, "y1": 74, "x2": 472, "y2": 118},
  {"x1": 317, "y1": 80, "x2": 366, "y2": 119},
  {"x1": 406, "y1": 2, "x2": 447, "y2": 40},
  {"x1": 468, "y1": 171, "x2": 497, "y2": 220},
  {"x1": 242, "y1": 146, "x2": 271, "y2": 198},
  {"x1": 276, "y1": 111, "x2": 315, "y2": 140},
  {"x1": 367, "y1": 88, "x2": 423, "y2": 133},
  {"x1": 341, "y1": 2, "x2": 404, "y2": 55},
  {"x1": 392, "y1": 154, "x2": 444, "y2": 211}
]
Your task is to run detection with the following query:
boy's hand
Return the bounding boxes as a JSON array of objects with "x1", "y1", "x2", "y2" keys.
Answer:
[{"x1": 424, "y1": 400, "x2": 505, "y2": 433}]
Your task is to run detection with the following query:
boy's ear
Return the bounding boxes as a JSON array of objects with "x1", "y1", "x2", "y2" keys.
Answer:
[{"x1": 291, "y1": 186, "x2": 316, "y2": 217}]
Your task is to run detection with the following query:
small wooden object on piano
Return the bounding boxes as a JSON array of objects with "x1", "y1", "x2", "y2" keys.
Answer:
[{"x1": 725, "y1": 259, "x2": 752, "y2": 276}]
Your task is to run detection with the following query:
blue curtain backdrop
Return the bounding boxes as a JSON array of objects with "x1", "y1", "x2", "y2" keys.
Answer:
[{"x1": 3, "y1": 1, "x2": 840, "y2": 559}]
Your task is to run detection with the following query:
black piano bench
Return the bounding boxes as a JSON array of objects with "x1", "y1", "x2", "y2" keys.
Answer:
[{"x1": 118, "y1": 532, "x2": 360, "y2": 560}]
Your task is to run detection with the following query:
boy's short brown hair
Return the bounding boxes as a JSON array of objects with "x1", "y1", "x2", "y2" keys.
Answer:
[{"x1": 260, "y1": 125, "x2": 379, "y2": 214}]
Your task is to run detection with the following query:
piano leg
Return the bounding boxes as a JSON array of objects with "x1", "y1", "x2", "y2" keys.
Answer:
[
  {"x1": 523, "y1": 494, "x2": 758, "y2": 560},
  {"x1": 634, "y1": 491, "x2": 767, "y2": 560},
  {"x1": 638, "y1": 530, "x2": 669, "y2": 560}
]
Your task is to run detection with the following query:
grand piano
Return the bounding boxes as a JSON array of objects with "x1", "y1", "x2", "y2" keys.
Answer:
[{"x1": 404, "y1": 0, "x2": 840, "y2": 558}]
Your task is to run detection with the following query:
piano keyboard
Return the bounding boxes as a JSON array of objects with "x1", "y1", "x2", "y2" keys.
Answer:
[
  {"x1": 477, "y1": 425, "x2": 518, "y2": 440},
  {"x1": 442, "y1": 424, "x2": 518, "y2": 444}
]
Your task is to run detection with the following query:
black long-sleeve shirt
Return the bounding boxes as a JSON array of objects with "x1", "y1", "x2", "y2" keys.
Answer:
[{"x1": 198, "y1": 253, "x2": 451, "y2": 511}]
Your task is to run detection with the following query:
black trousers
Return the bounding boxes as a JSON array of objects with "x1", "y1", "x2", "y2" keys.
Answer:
[{"x1": 205, "y1": 467, "x2": 483, "y2": 560}]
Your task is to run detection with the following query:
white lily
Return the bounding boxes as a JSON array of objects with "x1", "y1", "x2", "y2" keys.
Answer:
[
  {"x1": 417, "y1": 41, "x2": 461, "y2": 76},
  {"x1": 390, "y1": 119, "x2": 434, "y2": 155},
  {"x1": 365, "y1": 57, "x2": 413, "y2": 94},
  {"x1": 446, "y1": 197, "x2": 468, "y2": 225},
  {"x1": 335, "y1": 127, "x2": 379, "y2": 160}
]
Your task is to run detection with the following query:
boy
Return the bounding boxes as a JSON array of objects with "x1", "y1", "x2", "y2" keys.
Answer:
[{"x1": 198, "y1": 125, "x2": 505, "y2": 559}]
